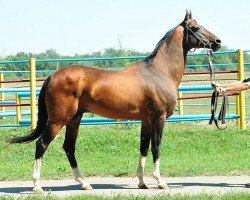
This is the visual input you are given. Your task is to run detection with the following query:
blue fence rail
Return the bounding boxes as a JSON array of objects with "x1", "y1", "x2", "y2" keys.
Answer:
[
  {"x1": 0, "y1": 50, "x2": 240, "y2": 66},
  {"x1": 0, "y1": 50, "x2": 249, "y2": 73},
  {"x1": 18, "y1": 114, "x2": 239, "y2": 127},
  {"x1": 0, "y1": 85, "x2": 215, "y2": 94}
]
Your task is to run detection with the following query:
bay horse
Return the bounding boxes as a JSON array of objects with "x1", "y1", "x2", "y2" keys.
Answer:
[{"x1": 11, "y1": 10, "x2": 221, "y2": 193}]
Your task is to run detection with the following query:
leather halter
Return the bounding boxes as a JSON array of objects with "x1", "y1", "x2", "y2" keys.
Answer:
[{"x1": 183, "y1": 24, "x2": 212, "y2": 50}]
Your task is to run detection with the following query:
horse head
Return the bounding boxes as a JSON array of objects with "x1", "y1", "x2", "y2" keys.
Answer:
[{"x1": 182, "y1": 10, "x2": 221, "y2": 52}]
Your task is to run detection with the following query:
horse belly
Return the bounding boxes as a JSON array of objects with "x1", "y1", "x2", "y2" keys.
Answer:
[{"x1": 86, "y1": 101, "x2": 142, "y2": 120}]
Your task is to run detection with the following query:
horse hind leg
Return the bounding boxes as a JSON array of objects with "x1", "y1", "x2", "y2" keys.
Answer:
[
  {"x1": 137, "y1": 121, "x2": 151, "y2": 189},
  {"x1": 63, "y1": 112, "x2": 93, "y2": 190},
  {"x1": 32, "y1": 122, "x2": 63, "y2": 193}
]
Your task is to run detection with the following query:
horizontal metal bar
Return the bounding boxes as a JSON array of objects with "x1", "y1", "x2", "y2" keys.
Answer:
[
  {"x1": 186, "y1": 63, "x2": 237, "y2": 68},
  {"x1": 0, "y1": 85, "x2": 213, "y2": 94},
  {"x1": 0, "y1": 84, "x2": 232, "y2": 94},
  {"x1": 0, "y1": 60, "x2": 29, "y2": 64},
  {"x1": 183, "y1": 103, "x2": 236, "y2": 106},
  {"x1": 0, "y1": 110, "x2": 34, "y2": 117},
  {"x1": 19, "y1": 114, "x2": 239, "y2": 126},
  {"x1": 178, "y1": 85, "x2": 212, "y2": 91},
  {"x1": 187, "y1": 50, "x2": 237, "y2": 56},
  {"x1": 0, "y1": 124, "x2": 22, "y2": 127},
  {"x1": 0, "y1": 50, "x2": 239, "y2": 65},
  {"x1": 36, "y1": 56, "x2": 146, "y2": 63},
  {"x1": 0, "y1": 88, "x2": 40, "y2": 93},
  {"x1": 0, "y1": 70, "x2": 55, "y2": 73}
]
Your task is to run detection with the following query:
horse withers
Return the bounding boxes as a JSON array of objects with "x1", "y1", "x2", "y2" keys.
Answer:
[{"x1": 11, "y1": 10, "x2": 221, "y2": 193}]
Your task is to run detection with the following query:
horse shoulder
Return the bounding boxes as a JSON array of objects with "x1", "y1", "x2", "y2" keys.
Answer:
[{"x1": 140, "y1": 73, "x2": 177, "y2": 117}]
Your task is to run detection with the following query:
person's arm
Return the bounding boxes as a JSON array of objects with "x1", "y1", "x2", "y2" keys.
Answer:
[
  {"x1": 220, "y1": 81, "x2": 243, "y2": 88},
  {"x1": 211, "y1": 78, "x2": 250, "y2": 93},
  {"x1": 223, "y1": 81, "x2": 250, "y2": 92}
]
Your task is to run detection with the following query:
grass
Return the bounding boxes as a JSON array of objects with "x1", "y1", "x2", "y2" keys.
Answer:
[
  {"x1": 0, "y1": 66, "x2": 250, "y2": 199},
  {"x1": 2, "y1": 193, "x2": 250, "y2": 200},
  {"x1": 0, "y1": 122, "x2": 250, "y2": 181}
]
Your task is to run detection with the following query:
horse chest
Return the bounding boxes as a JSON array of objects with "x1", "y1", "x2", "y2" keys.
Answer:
[{"x1": 147, "y1": 89, "x2": 177, "y2": 115}]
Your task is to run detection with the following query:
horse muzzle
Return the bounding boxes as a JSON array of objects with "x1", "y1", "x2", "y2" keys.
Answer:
[{"x1": 211, "y1": 38, "x2": 221, "y2": 52}]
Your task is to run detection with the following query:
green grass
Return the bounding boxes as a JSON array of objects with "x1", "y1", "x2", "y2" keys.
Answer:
[
  {"x1": 2, "y1": 192, "x2": 250, "y2": 200},
  {"x1": 0, "y1": 123, "x2": 250, "y2": 181},
  {"x1": 0, "y1": 64, "x2": 250, "y2": 199}
]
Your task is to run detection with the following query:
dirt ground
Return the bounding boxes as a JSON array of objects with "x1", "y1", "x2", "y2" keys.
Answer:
[{"x1": 1, "y1": 176, "x2": 250, "y2": 197}]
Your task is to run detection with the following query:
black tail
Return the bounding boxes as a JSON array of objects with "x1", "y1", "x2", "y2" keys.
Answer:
[{"x1": 10, "y1": 76, "x2": 51, "y2": 143}]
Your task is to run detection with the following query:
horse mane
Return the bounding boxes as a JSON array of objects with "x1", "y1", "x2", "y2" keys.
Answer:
[{"x1": 144, "y1": 27, "x2": 176, "y2": 62}]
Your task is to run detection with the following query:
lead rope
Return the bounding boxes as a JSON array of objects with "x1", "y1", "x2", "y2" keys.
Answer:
[
  {"x1": 184, "y1": 25, "x2": 229, "y2": 129},
  {"x1": 207, "y1": 49, "x2": 229, "y2": 130}
]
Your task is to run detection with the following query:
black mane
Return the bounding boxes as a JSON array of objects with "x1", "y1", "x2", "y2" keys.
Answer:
[{"x1": 144, "y1": 28, "x2": 175, "y2": 62}]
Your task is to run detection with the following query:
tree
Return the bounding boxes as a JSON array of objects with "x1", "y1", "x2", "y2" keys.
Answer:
[{"x1": 0, "y1": 45, "x2": 248, "y2": 76}]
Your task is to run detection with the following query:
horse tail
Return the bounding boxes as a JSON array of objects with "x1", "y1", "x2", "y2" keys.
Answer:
[{"x1": 10, "y1": 76, "x2": 51, "y2": 144}]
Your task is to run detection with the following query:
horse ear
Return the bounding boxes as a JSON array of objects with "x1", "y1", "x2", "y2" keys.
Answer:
[
  {"x1": 184, "y1": 9, "x2": 192, "y2": 21},
  {"x1": 189, "y1": 10, "x2": 193, "y2": 19}
]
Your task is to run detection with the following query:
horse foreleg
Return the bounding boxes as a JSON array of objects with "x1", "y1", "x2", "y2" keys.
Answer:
[
  {"x1": 152, "y1": 159, "x2": 167, "y2": 189},
  {"x1": 64, "y1": 114, "x2": 93, "y2": 190},
  {"x1": 151, "y1": 116, "x2": 168, "y2": 189},
  {"x1": 137, "y1": 156, "x2": 149, "y2": 189},
  {"x1": 71, "y1": 168, "x2": 92, "y2": 190},
  {"x1": 137, "y1": 122, "x2": 151, "y2": 189},
  {"x1": 32, "y1": 123, "x2": 62, "y2": 193}
]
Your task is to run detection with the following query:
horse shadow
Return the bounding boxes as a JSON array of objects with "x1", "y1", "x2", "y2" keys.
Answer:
[
  {"x1": 168, "y1": 182, "x2": 246, "y2": 188},
  {"x1": 0, "y1": 183, "x2": 135, "y2": 194},
  {"x1": 0, "y1": 182, "x2": 247, "y2": 194}
]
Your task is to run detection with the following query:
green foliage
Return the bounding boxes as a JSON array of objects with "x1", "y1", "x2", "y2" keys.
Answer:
[
  {"x1": 1, "y1": 45, "x2": 249, "y2": 73},
  {"x1": 0, "y1": 45, "x2": 249, "y2": 82},
  {"x1": 186, "y1": 46, "x2": 250, "y2": 72}
]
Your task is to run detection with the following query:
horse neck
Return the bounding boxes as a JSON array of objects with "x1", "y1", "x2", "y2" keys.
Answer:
[{"x1": 152, "y1": 26, "x2": 188, "y2": 87}]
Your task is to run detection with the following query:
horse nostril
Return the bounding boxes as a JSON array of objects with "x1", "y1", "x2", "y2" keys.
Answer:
[{"x1": 215, "y1": 39, "x2": 221, "y2": 44}]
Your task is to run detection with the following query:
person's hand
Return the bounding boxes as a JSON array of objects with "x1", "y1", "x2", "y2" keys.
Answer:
[
  {"x1": 211, "y1": 81, "x2": 220, "y2": 89},
  {"x1": 211, "y1": 81, "x2": 226, "y2": 93}
]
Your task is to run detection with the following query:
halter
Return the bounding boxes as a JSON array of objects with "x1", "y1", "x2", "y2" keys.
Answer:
[
  {"x1": 184, "y1": 24, "x2": 212, "y2": 50},
  {"x1": 183, "y1": 24, "x2": 229, "y2": 129}
]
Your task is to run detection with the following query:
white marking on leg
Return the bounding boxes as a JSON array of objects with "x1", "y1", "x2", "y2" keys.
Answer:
[
  {"x1": 72, "y1": 167, "x2": 93, "y2": 190},
  {"x1": 153, "y1": 159, "x2": 168, "y2": 189},
  {"x1": 137, "y1": 156, "x2": 149, "y2": 188},
  {"x1": 32, "y1": 158, "x2": 43, "y2": 193}
]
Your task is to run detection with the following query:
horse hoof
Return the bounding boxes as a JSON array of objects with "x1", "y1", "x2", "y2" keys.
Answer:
[
  {"x1": 138, "y1": 183, "x2": 150, "y2": 189},
  {"x1": 33, "y1": 187, "x2": 44, "y2": 194},
  {"x1": 158, "y1": 183, "x2": 168, "y2": 189},
  {"x1": 81, "y1": 184, "x2": 93, "y2": 190}
]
